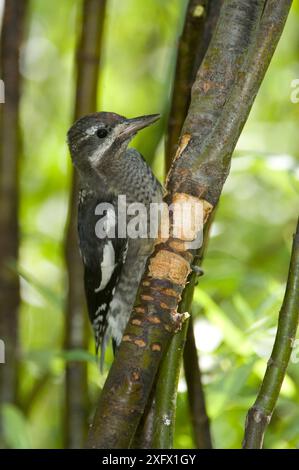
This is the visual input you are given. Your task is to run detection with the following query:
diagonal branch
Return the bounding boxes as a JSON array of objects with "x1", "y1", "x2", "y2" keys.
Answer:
[
  {"x1": 86, "y1": 0, "x2": 292, "y2": 449},
  {"x1": 243, "y1": 218, "x2": 299, "y2": 449},
  {"x1": 152, "y1": 203, "x2": 215, "y2": 448},
  {"x1": 153, "y1": 0, "x2": 223, "y2": 448},
  {"x1": 133, "y1": 0, "x2": 222, "y2": 449}
]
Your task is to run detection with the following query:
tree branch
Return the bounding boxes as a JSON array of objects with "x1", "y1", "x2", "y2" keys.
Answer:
[
  {"x1": 86, "y1": 0, "x2": 291, "y2": 449},
  {"x1": 166, "y1": 0, "x2": 223, "y2": 170},
  {"x1": 182, "y1": 0, "x2": 292, "y2": 201},
  {"x1": 155, "y1": 0, "x2": 223, "y2": 448},
  {"x1": 184, "y1": 316, "x2": 212, "y2": 448},
  {"x1": 151, "y1": 317, "x2": 189, "y2": 449},
  {"x1": 0, "y1": 0, "x2": 28, "y2": 446},
  {"x1": 132, "y1": 0, "x2": 221, "y2": 449},
  {"x1": 64, "y1": 0, "x2": 106, "y2": 449},
  {"x1": 157, "y1": 1, "x2": 260, "y2": 447},
  {"x1": 152, "y1": 208, "x2": 214, "y2": 448},
  {"x1": 243, "y1": 218, "x2": 299, "y2": 449}
]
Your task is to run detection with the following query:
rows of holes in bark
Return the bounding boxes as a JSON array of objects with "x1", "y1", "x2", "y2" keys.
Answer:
[
  {"x1": 122, "y1": 237, "x2": 194, "y2": 354},
  {"x1": 122, "y1": 190, "x2": 214, "y2": 353}
]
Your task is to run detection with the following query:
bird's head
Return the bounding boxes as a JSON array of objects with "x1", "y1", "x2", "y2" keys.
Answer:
[{"x1": 67, "y1": 111, "x2": 160, "y2": 174}]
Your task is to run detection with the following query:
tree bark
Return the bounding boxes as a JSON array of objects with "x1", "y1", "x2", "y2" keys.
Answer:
[
  {"x1": 152, "y1": 209, "x2": 214, "y2": 448},
  {"x1": 64, "y1": 0, "x2": 106, "y2": 449},
  {"x1": 166, "y1": 0, "x2": 223, "y2": 170},
  {"x1": 0, "y1": 0, "x2": 28, "y2": 447},
  {"x1": 86, "y1": 0, "x2": 292, "y2": 449},
  {"x1": 152, "y1": 0, "x2": 223, "y2": 449}
]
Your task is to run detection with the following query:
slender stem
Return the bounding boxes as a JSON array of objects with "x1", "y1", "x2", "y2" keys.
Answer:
[
  {"x1": 152, "y1": 309, "x2": 190, "y2": 449},
  {"x1": 64, "y1": 0, "x2": 107, "y2": 449},
  {"x1": 21, "y1": 373, "x2": 50, "y2": 416},
  {"x1": 243, "y1": 219, "x2": 299, "y2": 449},
  {"x1": 0, "y1": 0, "x2": 28, "y2": 447},
  {"x1": 184, "y1": 317, "x2": 212, "y2": 448}
]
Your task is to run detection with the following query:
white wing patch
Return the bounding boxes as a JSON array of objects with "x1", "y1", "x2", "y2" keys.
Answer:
[{"x1": 94, "y1": 241, "x2": 115, "y2": 292}]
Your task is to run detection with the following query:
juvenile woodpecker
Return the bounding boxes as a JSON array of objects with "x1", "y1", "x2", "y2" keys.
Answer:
[{"x1": 67, "y1": 112, "x2": 163, "y2": 363}]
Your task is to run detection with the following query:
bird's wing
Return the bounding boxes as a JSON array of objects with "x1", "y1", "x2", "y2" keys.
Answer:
[{"x1": 77, "y1": 189, "x2": 127, "y2": 358}]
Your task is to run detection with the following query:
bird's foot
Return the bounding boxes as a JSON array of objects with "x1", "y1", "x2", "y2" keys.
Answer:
[{"x1": 191, "y1": 265, "x2": 204, "y2": 277}]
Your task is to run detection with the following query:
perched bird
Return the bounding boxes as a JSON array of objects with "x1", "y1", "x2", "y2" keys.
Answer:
[{"x1": 67, "y1": 112, "x2": 163, "y2": 364}]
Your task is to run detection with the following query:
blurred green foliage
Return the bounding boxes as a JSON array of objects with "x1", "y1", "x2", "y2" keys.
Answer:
[{"x1": 3, "y1": 0, "x2": 299, "y2": 448}]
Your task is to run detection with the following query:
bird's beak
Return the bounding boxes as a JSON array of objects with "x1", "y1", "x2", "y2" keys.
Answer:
[{"x1": 117, "y1": 114, "x2": 160, "y2": 140}]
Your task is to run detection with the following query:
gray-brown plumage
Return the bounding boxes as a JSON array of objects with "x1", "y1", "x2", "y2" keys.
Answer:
[{"x1": 67, "y1": 112, "x2": 162, "y2": 364}]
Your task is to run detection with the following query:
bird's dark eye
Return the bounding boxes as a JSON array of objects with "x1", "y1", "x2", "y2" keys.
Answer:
[{"x1": 96, "y1": 128, "x2": 108, "y2": 139}]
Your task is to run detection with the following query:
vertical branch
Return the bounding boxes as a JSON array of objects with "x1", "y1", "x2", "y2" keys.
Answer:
[
  {"x1": 0, "y1": 0, "x2": 28, "y2": 445},
  {"x1": 243, "y1": 219, "x2": 299, "y2": 449},
  {"x1": 151, "y1": 303, "x2": 189, "y2": 449},
  {"x1": 183, "y1": 317, "x2": 212, "y2": 448},
  {"x1": 64, "y1": 0, "x2": 107, "y2": 449},
  {"x1": 166, "y1": 0, "x2": 223, "y2": 169}
]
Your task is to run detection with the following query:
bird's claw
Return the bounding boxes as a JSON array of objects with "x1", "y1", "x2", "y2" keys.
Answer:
[{"x1": 191, "y1": 265, "x2": 204, "y2": 277}]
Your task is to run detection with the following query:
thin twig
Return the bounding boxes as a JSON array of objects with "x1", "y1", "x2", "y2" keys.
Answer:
[{"x1": 243, "y1": 218, "x2": 299, "y2": 449}]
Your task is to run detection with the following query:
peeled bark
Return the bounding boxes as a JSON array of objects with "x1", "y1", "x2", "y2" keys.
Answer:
[
  {"x1": 132, "y1": 0, "x2": 220, "y2": 449},
  {"x1": 151, "y1": 0, "x2": 223, "y2": 449}
]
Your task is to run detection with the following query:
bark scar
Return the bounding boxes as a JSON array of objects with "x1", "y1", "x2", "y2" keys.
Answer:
[
  {"x1": 148, "y1": 249, "x2": 191, "y2": 285},
  {"x1": 173, "y1": 133, "x2": 191, "y2": 163}
]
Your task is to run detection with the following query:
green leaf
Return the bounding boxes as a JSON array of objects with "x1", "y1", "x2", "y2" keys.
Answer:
[
  {"x1": 208, "y1": 360, "x2": 256, "y2": 418},
  {"x1": 194, "y1": 290, "x2": 253, "y2": 356},
  {"x1": 1, "y1": 404, "x2": 32, "y2": 449},
  {"x1": 59, "y1": 349, "x2": 97, "y2": 364},
  {"x1": 18, "y1": 266, "x2": 62, "y2": 308}
]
